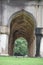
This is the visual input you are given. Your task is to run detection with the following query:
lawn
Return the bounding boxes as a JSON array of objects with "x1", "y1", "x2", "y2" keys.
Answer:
[{"x1": 0, "y1": 56, "x2": 43, "y2": 65}]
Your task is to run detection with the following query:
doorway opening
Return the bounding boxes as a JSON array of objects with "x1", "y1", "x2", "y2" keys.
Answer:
[
  {"x1": 13, "y1": 37, "x2": 28, "y2": 56},
  {"x1": 8, "y1": 10, "x2": 36, "y2": 57}
]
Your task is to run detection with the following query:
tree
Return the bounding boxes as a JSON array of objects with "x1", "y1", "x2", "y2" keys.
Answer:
[{"x1": 13, "y1": 37, "x2": 28, "y2": 56}]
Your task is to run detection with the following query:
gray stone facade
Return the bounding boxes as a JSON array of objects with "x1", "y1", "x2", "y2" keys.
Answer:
[{"x1": 0, "y1": 0, "x2": 43, "y2": 57}]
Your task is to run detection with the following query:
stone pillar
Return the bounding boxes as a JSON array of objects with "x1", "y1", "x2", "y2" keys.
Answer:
[
  {"x1": 29, "y1": 42, "x2": 34, "y2": 57},
  {"x1": 32, "y1": 35, "x2": 36, "y2": 57},
  {"x1": 28, "y1": 35, "x2": 35, "y2": 57},
  {"x1": 8, "y1": 34, "x2": 14, "y2": 56},
  {"x1": 35, "y1": 35, "x2": 41, "y2": 57},
  {"x1": 5, "y1": 35, "x2": 9, "y2": 55},
  {"x1": 40, "y1": 29, "x2": 43, "y2": 57},
  {"x1": 40, "y1": 37, "x2": 43, "y2": 57},
  {"x1": 35, "y1": 28, "x2": 42, "y2": 57},
  {"x1": 0, "y1": 26, "x2": 9, "y2": 56}
]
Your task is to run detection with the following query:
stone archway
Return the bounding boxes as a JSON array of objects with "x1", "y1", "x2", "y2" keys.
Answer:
[{"x1": 8, "y1": 10, "x2": 36, "y2": 57}]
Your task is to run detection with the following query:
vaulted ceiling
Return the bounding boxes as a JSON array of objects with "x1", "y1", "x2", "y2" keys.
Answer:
[
  {"x1": 10, "y1": 10, "x2": 36, "y2": 41},
  {"x1": 8, "y1": 9, "x2": 36, "y2": 56}
]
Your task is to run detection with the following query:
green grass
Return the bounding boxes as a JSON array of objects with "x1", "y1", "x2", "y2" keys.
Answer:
[{"x1": 0, "y1": 56, "x2": 43, "y2": 65}]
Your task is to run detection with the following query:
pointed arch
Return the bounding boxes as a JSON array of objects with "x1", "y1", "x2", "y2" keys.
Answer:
[{"x1": 8, "y1": 10, "x2": 36, "y2": 56}]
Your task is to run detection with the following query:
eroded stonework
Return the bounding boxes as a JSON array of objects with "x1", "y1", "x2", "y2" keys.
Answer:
[{"x1": 8, "y1": 10, "x2": 36, "y2": 57}]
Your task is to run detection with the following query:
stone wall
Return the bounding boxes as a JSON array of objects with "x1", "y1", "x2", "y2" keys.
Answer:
[{"x1": 0, "y1": 0, "x2": 43, "y2": 56}]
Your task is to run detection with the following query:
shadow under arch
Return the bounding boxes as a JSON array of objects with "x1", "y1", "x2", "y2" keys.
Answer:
[{"x1": 8, "y1": 9, "x2": 37, "y2": 57}]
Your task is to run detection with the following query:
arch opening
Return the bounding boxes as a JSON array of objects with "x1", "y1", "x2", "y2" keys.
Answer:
[
  {"x1": 8, "y1": 10, "x2": 36, "y2": 57},
  {"x1": 13, "y1": 37, "x2": 28, "y2": 56}
]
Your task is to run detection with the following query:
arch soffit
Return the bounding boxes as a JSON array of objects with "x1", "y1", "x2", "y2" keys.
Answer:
[
  {"x1": 9, "y1": 10, "x2": 36, "y2": 28},
  {"x1": 9, "y1": 10, "x2": 36, "y2": 39}
]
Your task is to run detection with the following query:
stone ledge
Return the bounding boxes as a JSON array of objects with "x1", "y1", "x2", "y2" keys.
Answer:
[
  {"x1": 0, "y1": 54, "x2": 9, "y2": 56},
  {"x1": 0, "y1": 26, "x2": 10, "y2": 35}
]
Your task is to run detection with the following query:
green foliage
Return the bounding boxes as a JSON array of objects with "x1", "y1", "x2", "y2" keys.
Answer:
[{"x1": 13, "y1": 37, "x2": 28, "y2": 56}]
